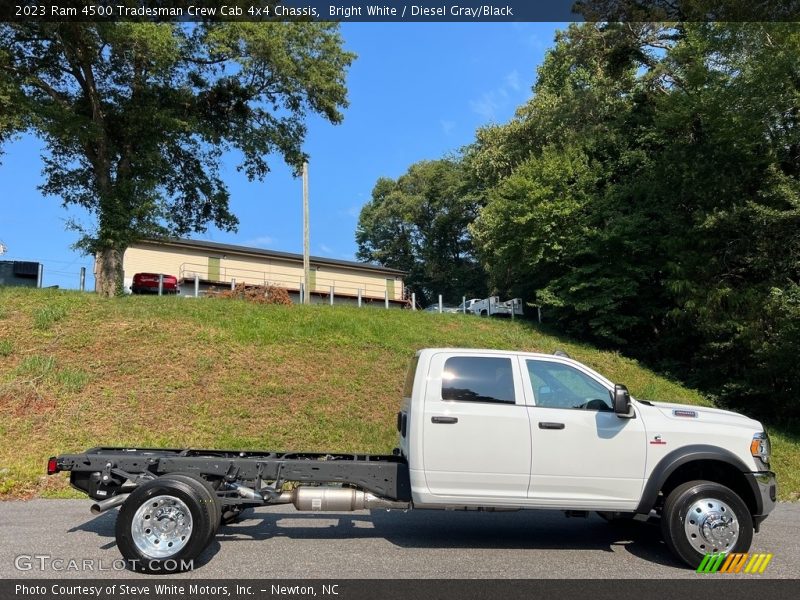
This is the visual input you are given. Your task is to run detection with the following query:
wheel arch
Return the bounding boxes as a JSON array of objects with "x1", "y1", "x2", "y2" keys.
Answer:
[{"x1": 637, "y1": 445, "x2": 758, "y2": 518}]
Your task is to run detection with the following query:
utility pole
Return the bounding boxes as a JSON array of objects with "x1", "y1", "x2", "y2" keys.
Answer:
[{"x1": 302, "y1": 161, "x2": 310, "y2": 305}]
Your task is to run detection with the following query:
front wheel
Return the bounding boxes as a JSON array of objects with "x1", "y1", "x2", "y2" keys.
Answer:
[
  {"x1": 115, "y1": 475, "x2": 217, "y2": 573},
  {"x1": 661, "y1": 480, "x2": 753, "y2": 568}
]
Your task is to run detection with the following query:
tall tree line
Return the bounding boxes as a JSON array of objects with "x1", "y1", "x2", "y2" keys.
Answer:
[{"x1": 357, "y1": 22, "x2": 800, "y2": 420}]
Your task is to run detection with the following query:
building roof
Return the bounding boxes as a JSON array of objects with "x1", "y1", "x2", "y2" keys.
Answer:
[{"x1": 137, "y1": 238, "x2": 407, "y2": 276}]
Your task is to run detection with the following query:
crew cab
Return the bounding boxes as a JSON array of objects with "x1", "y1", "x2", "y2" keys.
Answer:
[{"x1": 48, "y1": 348, "x2": 776, "y2": 573}]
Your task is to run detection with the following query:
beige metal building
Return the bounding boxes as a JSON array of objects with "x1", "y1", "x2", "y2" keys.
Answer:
[{"x1": 111, "y1": 238, "x2": 407, "y2": 306}]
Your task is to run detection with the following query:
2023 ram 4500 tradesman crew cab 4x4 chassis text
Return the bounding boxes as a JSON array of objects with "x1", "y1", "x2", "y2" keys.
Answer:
[{"x1": 48, "y1": 348, "x2": 776, "y2": 573}]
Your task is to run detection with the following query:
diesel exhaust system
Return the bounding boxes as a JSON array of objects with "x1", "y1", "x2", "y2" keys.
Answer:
[
  {"x1": 279, "y1": 487, "x2": 410, "y2": 511},
  {"x1": 90, "y1": 485, "x2": 409, "y2": 515},
  {"x1": 90, "y1": 493, "x2": 130, "y2": 514},
  {"x1": 229, "y1": 484, "x2": 409, "y2": 511}
]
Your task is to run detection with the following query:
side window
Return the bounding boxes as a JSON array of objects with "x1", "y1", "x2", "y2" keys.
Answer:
[
  {"x1": 527, "y1": 360, "x2": 612, "y2": 411},
  {"x1": 442, "y1": 357, "x2": 516, "y2": 404}
]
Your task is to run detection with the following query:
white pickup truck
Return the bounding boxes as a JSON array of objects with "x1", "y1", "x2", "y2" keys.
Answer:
[
  {"x1": 49, "y1": 348, "x2": 776, "y2": 573},
  {"x1": 458, "y1": 296, "x2": 524, "y2": 317}
]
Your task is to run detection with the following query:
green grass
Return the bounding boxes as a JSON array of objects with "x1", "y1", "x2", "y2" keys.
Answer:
[
  {"x1": 0, "y1": 286, "x2": 796, "y2": 500},
  {"x1": 16, "y1": 355, "x2": 57, "y2": 378},
  {"x1": 32, "y1": 304, "x2": 68, "y2": 330}
]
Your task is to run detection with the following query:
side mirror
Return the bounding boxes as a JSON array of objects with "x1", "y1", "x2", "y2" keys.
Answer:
[{"x1": 613, "y1": 384, "x2": 633, "y2": 418}]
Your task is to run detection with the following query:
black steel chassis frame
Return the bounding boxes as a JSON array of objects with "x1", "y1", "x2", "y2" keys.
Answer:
[{"x1": 52, "y1": 447, "x2": 411, "y2": 503}]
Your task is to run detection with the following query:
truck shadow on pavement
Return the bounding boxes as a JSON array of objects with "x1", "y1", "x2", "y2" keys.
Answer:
[
  {"x1": 69, "y1": 507, "x2": 685, "y2": 572},
  {"x1": 217, "y1": 508, "x2": 684, "y2": 569}
]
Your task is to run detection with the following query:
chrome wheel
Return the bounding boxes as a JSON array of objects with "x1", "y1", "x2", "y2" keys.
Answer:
[
  {"x1": 131, "y1": 495, "x2": 193, "y2": 559},
  {"x1": 684, "y1": 497, "x2": 739, "y2": 554}
]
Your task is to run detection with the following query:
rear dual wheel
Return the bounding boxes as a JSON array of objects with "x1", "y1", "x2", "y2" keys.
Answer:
[{"x1": 115, "y1": 474, "x2": 221, "y2": 574}]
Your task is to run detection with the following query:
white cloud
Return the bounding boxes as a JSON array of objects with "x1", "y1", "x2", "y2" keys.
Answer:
[
  {"x1": 510, "y1": 22, "x2": 547, "y2": 50},
  {"x1": 470, "y1": 70, "x2": 529, "y2": 122},
  {"x1": 337, "y1": 204, "x2": 363, "y2": 219},
  {"x1": 469, "y1": 92, "x2": 502, "y2": 121},
  {"x1": 505, "y1": 70, "x2": 521, "y2": 92},
  {"x1": 319, "y1": 243, "x2": 333, "y2": 254},
  {"x1": 243, "y1": 236, "x2": 275, "y2": 248},
  {"x1": 440, "y1": 119, "x2": 456, "y2": 135}
]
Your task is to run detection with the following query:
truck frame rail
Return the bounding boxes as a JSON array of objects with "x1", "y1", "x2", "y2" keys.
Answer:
[{"x1": 51, "y1": 447, "x2": 411, "y2": 504}]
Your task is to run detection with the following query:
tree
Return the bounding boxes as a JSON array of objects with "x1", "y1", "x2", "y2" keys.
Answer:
[
  {"x1": 472, "y1": 23, "x2": 676, "y2": 344},
  {"x1": 0, "y1": 22, "x2": 355, "y2": 296},
  {"x1": 356, "y1": 159, "x2": 487, "y2": 305},
  {"x1": 647, "y1": 23, "x2": 800, "y2": 416},
  {"x1": 0, "y1": 44, "x2": 24, "y2": 158},
  {"x1": 470, "y1": 21, "x2": 800, "y2": 418}
]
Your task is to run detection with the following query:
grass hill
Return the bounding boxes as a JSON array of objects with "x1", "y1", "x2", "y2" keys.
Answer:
[{"x1": 0, "y1": 287, "x2": 796, "y2": 500}]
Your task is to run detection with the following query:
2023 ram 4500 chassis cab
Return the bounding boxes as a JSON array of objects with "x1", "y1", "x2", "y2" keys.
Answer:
[{"x1": 48, "y1": 348, "x2": 776, "y2": 573}]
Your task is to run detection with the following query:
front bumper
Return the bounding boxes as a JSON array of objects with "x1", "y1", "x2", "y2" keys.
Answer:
[{"x1": 745, "y1": 471, "x2": 777, "y2": 531}]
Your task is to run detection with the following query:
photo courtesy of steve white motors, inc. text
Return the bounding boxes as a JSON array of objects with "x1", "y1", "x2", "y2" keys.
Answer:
[{"x1": 14, "y1": 583, "x2": 337, "y2": 597}]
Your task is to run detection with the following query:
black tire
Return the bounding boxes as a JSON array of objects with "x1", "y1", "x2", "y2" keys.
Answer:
[
  {"x1": 166, "y1": 473, "x2": 222, "y2": 536},
  {"x1": 661, "y1": 480, "x2": 753, "y2": 568},
  {"x1": 115, "y1": 475, "x2": 217, "y2": 574}
]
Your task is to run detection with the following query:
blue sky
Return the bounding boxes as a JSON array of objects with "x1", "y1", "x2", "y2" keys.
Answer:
[{"x1": 0, "y1": 22, "x2": 563, "y2": 289}]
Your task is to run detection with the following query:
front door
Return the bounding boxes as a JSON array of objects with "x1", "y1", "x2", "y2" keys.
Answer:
[
  {"x1": 421, "y1": 352, "x2": 531, "y2": 499},
  {"x1": 522, "y1": 358, "x2": 646, "y2": 506}
]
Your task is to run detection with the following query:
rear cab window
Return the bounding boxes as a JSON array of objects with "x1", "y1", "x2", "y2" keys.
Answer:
[{"x1": 441, "y1": 356, "x2": 516, "y2": 404}]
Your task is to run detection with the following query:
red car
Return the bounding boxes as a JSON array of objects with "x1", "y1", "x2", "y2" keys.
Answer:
[{"x1": 131, "y1": 272, "x2": 179, "y2": 295}]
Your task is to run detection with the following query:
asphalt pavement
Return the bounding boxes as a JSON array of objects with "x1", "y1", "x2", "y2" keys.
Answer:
[{"x1": 1, "y1": 500, "x2": 798, "y2": 579}]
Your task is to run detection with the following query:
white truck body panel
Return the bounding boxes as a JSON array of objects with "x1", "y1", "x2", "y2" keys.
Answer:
[
  {"x1": 421, "y1": 351, "x2": 531, "y2": 497},
  {"x1": 635, "y1": 401, "x2": 763, "y2": 478},
  {"x1": 401, "y1": 348, "x2": 765, "y2": 511}
]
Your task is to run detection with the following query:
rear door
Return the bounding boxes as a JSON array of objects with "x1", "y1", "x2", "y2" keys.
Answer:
[{"x1": 422, "y1": 352, "x2": 531, "y2": 498}]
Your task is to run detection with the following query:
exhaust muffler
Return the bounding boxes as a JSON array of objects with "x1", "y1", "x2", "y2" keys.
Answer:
[{"x1": 278, "y1": 487, "x2": 409, "y2": 512}]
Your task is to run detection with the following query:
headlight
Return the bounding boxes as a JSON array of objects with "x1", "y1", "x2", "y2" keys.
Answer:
[{"x1": 750, "y1": 432, "x2": 771, "y2": 465}]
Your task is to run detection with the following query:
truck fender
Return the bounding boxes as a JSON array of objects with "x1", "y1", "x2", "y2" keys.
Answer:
[{"x1": 636, "y1": 444, "x2": 752, "y2": 515}]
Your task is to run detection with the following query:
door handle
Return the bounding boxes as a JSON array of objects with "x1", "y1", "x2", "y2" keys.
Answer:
[
  {"x1": 538, "y1": 422, "x2": 565, "y2": 430},
  {"x1": 431, "y1": 416, "x2": 458, "y2": 424}
]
